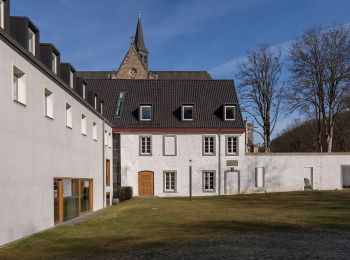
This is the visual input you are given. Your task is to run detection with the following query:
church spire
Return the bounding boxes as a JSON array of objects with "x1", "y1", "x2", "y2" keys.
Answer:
[{"x1": 134, "y1": 12, "x2": 148, "y2": 54}]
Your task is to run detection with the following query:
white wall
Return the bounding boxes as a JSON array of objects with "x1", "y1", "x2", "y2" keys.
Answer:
[
  {"x1": 120, "y1": 132, "x2": 245, "y2": 197},
  {"x1": 0, "y1": 35, "x2": 113, "y2": 245}
]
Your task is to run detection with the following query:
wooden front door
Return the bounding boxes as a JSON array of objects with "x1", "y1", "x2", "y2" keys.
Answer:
[{"x1": 138, "y1": 171, "x2": 154, "y2": 197}]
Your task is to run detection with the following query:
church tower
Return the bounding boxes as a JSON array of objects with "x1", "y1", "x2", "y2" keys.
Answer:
[{"x1": 115, "y1": 13, "x2": 149, "y2": 79}]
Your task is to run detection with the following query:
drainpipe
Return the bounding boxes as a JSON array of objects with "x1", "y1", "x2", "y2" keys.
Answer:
[
  {"x1": 218, "y1": 132, "x2": 221, "y2": 196},
  {"x1": 102, "y1": 120, "x2": 106, "y2": 208}
]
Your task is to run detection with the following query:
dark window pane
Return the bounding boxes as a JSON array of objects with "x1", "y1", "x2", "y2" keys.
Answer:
[
  {"x1": 225, "y1": 106, "x2": 235, "y2": 120},
  {"x1": 183, "y1": 106, "x2": 193, "y2": 120}
]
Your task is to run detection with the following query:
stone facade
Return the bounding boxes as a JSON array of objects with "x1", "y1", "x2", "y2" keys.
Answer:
[{"x1": 115, "y1": 45, "x2": 148, "y2": 79}]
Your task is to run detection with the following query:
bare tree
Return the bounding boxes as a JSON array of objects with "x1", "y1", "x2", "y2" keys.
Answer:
[
  {"x1": 237, "y1": 44, "x2": 283, "y2": 153},
  {"x1": 288, "y1": 27, "x2": 326, "y2": 152},
  {"x1": 289, "y1": 26, "x2": 350, "y2": 152}
]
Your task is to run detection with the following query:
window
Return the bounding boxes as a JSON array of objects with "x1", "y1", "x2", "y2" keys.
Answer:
[
  {"x1": 182, "y1": 105, "x2": 194, "y2": 121},
  {"x1": 82, "y1": 83, "x2": 86, "y2": 99},
  {"x1": 69, "y1": 70, "x2": 74, "y2": 89},
  {"x1": 94, "y1": 95, "x2": 97, "y2": 109},
  {"x1": 255, "y1": 167, "x2": 265, "y2": 188},
  {"x1": 140, "y1": 105, "x2": 152, "y2": 121},
  {"x1": 140, "y1": 136, "x2": 151, "y2": 155},
  {"x1": 108, "y1": 133, "x2": 112, "y2": 148},
  {"x1": 13, "y1": 67, "x2": 26, "y2": 105},
  {"x1": 115, "y1": 92, "x2": 126, "y2": 117},
  {"x1": 203, "y1": 136, "x2": 215, "y2": 155},
  {"x1": 65, "y1": 103, "x2": 72, "y2": 128},
  {"x1": 163, "y1": 135, "x2": 176, "y2": 156},
  {"x1": 226, "y1": 136, "x2": 238, "y2": 155},
  {"x1": 81, "y1": 114, "x2": 87, "y2": 135},
  {"x1": 0, "y1": 0, "x2": 4, "y2": 30},
  {"x1": 44, "y1": 88, "x2": 53, "y2": 119},
  {"x1": 92, "y1": 122, "x2": 97, "y2": 141},
  {"x1": 203, "y1": 171, "x2": 215, "y2": 192},
  {"x1": 104, "y1": 130, "x2": 108, "y2": 146},
  {"x1": 106, "y1": 160, "x2": 111, "y2": 187},
  {"x1": 164, "y1": 171, "x2": 176, "y2": 192},
  {"x1": 101, "y1": 102, "x2": 103, "y2": 115},
  {"x1": 225, "y1": 105, "x2": 236, "y2": 121},
  {"x1": 28, "y1": 28, "x2": 35, "y2": 55},
  {"x1": 52, "y1": 53, "x2": 57, "y2": 74},
  {"x1": 129, "y1": 68, "x2": 137, "y2": 77}
]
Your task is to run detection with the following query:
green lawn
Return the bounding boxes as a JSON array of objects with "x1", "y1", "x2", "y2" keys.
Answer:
[{"x1": 1, "y1": 191, "x2": 350, "y2": 259}]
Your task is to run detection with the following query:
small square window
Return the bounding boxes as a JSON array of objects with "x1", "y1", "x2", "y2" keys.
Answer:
[
  {"x1": 203, "y1": 171, "x2": 215, "y2": 192},
  {"x1": 164, "y1": 171, "x2": 176, "y2": 192},
  {"x1": 28, "y1": 28, "x2": 35, "y2": 55},
  {"x1": 182, "y1": 105, "x2": 194, "y2": 121},
  {"x1": 44, "y1": 88, "x2": 53, "y2": 119},
  {"x1": 81, "y1": 114, "x2": 87, "y2": 135},
  {"x1": 225, "y1": 105, "x2": 236, "y2": 121},
  {"x1": 140, "y1": 136, "x2": 151, "y2": 155},
  {"x1": 140, "y1": 105, "x2": 152, "y2": 121},
  {"x1": 13, "y1": 67, "x2": 26, "y2": 105},
  {"x1": 92, "y1": 122, "x2": 98, "y2": 141},
  {"x1": 65, "y1": 103, "x2": 72, "y2": 128}
]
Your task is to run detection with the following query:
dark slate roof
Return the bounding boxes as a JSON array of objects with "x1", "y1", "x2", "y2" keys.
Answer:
[
  {"x1": 86, "y1": 79, "x2": 244, "y2": 130},
  {"x1": 134, "y1": 17, "x2": 148, "y2": 53},
  {"x1": 76, "y1": 71, "x2": 113, "y2": 79},
  {"x1": 150, "y1": 71, "x2": 212, "y2": 80}
]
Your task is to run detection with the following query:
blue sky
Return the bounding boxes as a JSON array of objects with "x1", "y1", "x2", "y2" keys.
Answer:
[{"x1": 11, "y1": 0, "x2": 350, "y2": 139}]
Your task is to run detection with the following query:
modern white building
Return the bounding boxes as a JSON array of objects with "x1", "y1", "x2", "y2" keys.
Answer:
[{"x1": 0, "y1": 0, "x2": 113, "y2": 246}]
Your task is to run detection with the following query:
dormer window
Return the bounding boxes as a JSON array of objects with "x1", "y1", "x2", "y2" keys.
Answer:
[
  {"x1": 140, "y1": 105, "x2": 152, "y2": 121},
  {"x1": 182, "y1": 105, "x2": 194, "y2": 121},
  {"x1": 0, "y1": 0, "x2": 4, "y2": 30},
  {"x1": 224, "y1": 105, "x2": 236, "y2": 121},
  {"x1": 82, "y1": 83, "x2": 86, "y2": 99},
  {"x1": 51, "y1": 53, "x2": 57, "y2": 74},
  {"x1": 115, "y1": 92, "x2": 126, "y2": 117},
  {"x1": 94, "y1": 95, "x2": 97, "y2": 109},
  {"x1": 28, "y1": 28, "x2": 35, "y2": 55},
  {"x1": 101, "y1": 101, "x2": 104, "y2": 115},
  {"x1": 69, "y1": 70, "x2": 74, "y2": 89}
]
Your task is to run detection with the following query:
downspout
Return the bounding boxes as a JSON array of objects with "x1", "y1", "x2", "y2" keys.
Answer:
[
  {"x1": 102, "y1": 120, "x2": 106, "y2": 207},
  {"x1": 218, "y1": 132, "x2": 221, "y2": 196}
]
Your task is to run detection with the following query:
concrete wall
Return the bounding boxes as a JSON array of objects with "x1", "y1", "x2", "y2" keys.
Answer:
[{"x1": 0, "y1": 34, "x2": 113, "y2": 245}]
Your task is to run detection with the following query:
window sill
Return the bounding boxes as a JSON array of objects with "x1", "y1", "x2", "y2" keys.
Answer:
[
  {"x1": 82, "y1": 133, "x2": 87, "y2": 137},
  {"x1": 203, "y1": 154, "x2": 216, "y2": 156},
  {"x1": 226, "y1": 153, "x2": 239, "y2": 156},
  {"x1": 139, "y1": 154, "x2": 152, "y2": 156},
  {"x1": 45, "y1": 115, "x2": 54, "y2": 121},
  {"x1": 224, "y1": 119, "x2": 236, "y2": 121},
  {"x1": 164, "y1": 190, "x2": 177, "y2": 193},
  {"x1": 13, "y1": 99, "x2": 26, "y2": 107},
  {"x1": 93, "y1": 138, "x2": 98, "y2": 142},
  {"x1": 203, "y1": 190, "x2": 215, "y2": 192},
  {"x1": 66, "y1": 126, "x2": 73, "y2": 130}
]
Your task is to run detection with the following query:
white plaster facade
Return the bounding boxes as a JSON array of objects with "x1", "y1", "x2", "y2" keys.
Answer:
[
  {"x1": 120, "y1": 132, "x2": 350, "y2": 197},
  {"x1": 0, "y1": 31, "x2": 113, "y2": 245}
]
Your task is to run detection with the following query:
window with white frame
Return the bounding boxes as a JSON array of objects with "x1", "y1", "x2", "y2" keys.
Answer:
[
  {"x1": 94, "y1": 95, "x2": 97, "y2": 109},
  {"x1": 28, "y1": 28, "x2": 35, "y2": 55},
  {"x1": 101, "y1": 102, "x2": 103, "y2": 115},
  {"x1": 182, "y1": 105, "x2": 194, "y2": 121},
  {"x1": 140, "y1": 136, "x2": 151, "y2": 155},
  {"x1": 224, "y1": 105, "x2": 236, "y2": 121},
  {"x1": 0, "y1": 0, "x2": 4, "y2": 30},
  {"x1": 163, "y1": 135, "x2": 176, "y2": 156},
  {"x1": 82, "y1": 83, "x2": 86, "y2": 99},
  {"x1": 81, "y1": 114, "x2": 87, "y2": 135},
  {"x1": 255, "y1": 167, "x2": 265, "y2": 188},
  {"x1": 13, "y1": 67, "x2": 26, "y2": 105},
  {"x1": 203, "y1": 136, "x2": 215, "y2": 155},
  {"x1": 108, "y1": 133, "x2": 112, "y2": 148},
  {"x1": 226, "y1": 136, "x2": 238, "y2": 155},
  {"x1": 51, "y1": 53, "x2": 57, "y2": 74},
  {"x1": 203, "y1": 171, "x2": 215, "y2": 191},
  {"x1": 44, "y1": 88, "x2": 53, "y2": 119},
  {"x1": 104, "y1": 130, "x2": 108, "y2": 146},
  {"x1": 140, "y1": 105, "x2": 152, "y2": 121},
  {"x1": 65, "y1": 103, "x2": 72, "y2": 128},
  {"x1": 92, "y1": 122, "x2": 97, "y2": 141},
  {"x1": 115, "y1": 92, "x2": 126, "y2": 117},
  {"x1": 69, "y1": 70, "x2": 74, "y2": 89},
  {"x1": 164, "y1": 171, "x2": 176, "y2": 192}
]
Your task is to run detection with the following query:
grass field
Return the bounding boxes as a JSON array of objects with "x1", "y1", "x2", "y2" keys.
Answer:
[{"x1": 1, "y1": 191, "x2": 350, "y2": 259}]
